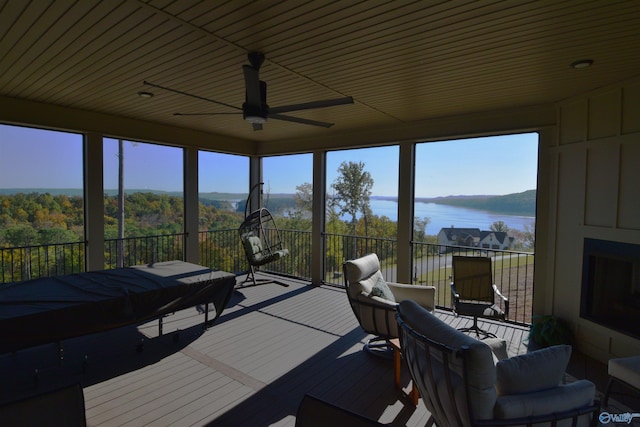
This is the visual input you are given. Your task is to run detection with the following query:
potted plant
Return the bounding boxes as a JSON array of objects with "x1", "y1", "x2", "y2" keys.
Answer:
[{"x1": 526, "y1": 314, "x2": 573, "y2": 351}]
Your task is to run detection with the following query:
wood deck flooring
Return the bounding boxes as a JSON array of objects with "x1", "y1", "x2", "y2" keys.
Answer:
[{"x1": 0, "y1": 273, "x2": 631, "y2": 426}]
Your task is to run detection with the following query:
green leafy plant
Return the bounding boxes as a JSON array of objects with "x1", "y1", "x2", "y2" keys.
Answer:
[{"x1": 527, "y1": 315, "x2": 573, "y2": 349}]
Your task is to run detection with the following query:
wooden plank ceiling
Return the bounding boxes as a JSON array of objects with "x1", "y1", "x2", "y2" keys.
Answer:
[{"x1": 1, "y1": 0, "x2": 639, "y2": 144}]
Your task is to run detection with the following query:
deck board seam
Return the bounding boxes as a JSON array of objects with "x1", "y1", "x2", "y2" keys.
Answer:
[{"x1": 180, "y1": 345, "x2": 266, "y2": 392}]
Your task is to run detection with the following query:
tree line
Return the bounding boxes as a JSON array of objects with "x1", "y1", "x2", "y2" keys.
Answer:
[
  {"x1": 417, "y1": 189, "x2": 536, "y2": 216},
  {"x1": 1, "y1": 160, "x2": 533, "y2": 279},
  {"x1": 0, "y1": 192, "x2": 245, "y2": 248}
]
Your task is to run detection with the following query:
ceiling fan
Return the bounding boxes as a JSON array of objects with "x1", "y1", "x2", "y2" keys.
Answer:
[{"x1": 144, "y1": 52, "x2": 354, "y2": 131}]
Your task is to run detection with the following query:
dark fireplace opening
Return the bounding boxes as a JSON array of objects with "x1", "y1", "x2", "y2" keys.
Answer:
[{"x1": 581, "y1": 238, "x2": 640, "y2": 339}]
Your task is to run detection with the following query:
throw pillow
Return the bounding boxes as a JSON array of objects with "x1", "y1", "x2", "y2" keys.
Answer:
[
  {"x1": 496, "y1": 344, "x2": 571, "y2": 395},
  {"x1": 484, "y1": 337, "x2": 509, "y2": 362},
  {"x1": 370, "y1": 275, "x2": 396, "y2": 302}
]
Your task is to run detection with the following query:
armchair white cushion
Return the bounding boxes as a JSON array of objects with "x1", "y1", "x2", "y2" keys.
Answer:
[
  {"x1": 494, "y1": 380, "x2": 596, "y2": 421},
  {"x1": 387, "y1": 282, "x2": 435, "y2": 310}
]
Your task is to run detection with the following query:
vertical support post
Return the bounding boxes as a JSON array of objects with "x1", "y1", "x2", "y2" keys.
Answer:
[
  {"x1": 184, "y1": 147, "x2": 199, "y2": 264},
  {"x1": 311, "y1": 151, "x2": 327, "y2": 286},
  {"x1": 533, "y1": 127, "x2": 554, "y2": 316},
  {"x1": 84, "y1": 132, "x2": 105, "y2": 272},
  {"x1": 249, "y1": 156, "x2": 262, "y2": 213},
  {"x1": 397, "y1": 142, "x2": 415, "y2": 284}
]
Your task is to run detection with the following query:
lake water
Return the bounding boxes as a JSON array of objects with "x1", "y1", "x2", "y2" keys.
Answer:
[{"x1": 365, "y1": 199, "x2": 535, "y2": 233}]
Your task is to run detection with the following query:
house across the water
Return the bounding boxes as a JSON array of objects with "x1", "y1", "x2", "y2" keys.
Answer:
[{"x1": 437, "y1": 227, "x2": 514, "y2": 251}]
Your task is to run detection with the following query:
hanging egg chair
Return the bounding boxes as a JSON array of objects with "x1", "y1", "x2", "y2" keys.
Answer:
[{"x1": 238, "y1": 183, "x2": 289, "y2": 287}]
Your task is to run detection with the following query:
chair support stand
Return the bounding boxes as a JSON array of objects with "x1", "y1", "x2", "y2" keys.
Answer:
[
  {"x1": 457, "y1": 316, "x2": 497, "y2": 339},
  {"x1": 363, "y1": 336, "x2": 394, "y2": 359},
  {"x1": 237, "y1": 265, "x2": 289, "y2": 288}
]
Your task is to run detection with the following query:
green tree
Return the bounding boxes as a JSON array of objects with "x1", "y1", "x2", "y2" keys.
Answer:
[
  {"x1": 413, "y1": 217, "x2": 432, "y2": 241},
  {"x1": 331, "y1": 161, "x2": 374, "y2": 234},
  {"x1": 490, "y1": 220, "x2": 510, "y2": 233},
  {"x1": 3, "y1": 225, "x2": 39, "y2": 246},
  {"x1": 38, "y1": 228, "x2": 79, "y2": 244},
  {"x1": 522, "y1": 222, "x2": 535, "y2": 249},
  {"x1": 294, "y1": 182, "x2": 313, "y2": 215},
  {"x1": 356, "y1": 214, "x2": 396, "y2": 239}
]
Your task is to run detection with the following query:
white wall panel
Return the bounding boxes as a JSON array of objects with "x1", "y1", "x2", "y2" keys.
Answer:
[
  {"x1": 559, "y1": 100, "x2": 587, "y2": 145},
  {"x1": 618, "y1": 141, "x2": 640, "y2": 230},
  {"x1": 552, "y1": 149, "x2": 585, "y2": 319},
  {"x1": 585, "y1": 144, "x2": 618, "y2": 227},
  {"x1": 588, "y1": 89, "x2": 620, "y2": 139}
]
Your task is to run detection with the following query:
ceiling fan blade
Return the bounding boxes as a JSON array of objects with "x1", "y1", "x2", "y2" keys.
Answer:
[
  {"x1": 243, "y1": 65, "x2": 262, "y2": 107},
  {"x1": 269, "y1": 97, "x2": 354, "y2": 114},
  {"x1": 173, "y1": 112, "x2": 241, "y2": 116},
  {"x1": 269, "y1": 113, "x2": 334, "y2": 128},
  {"x1": 144, "y1": 81, "x2": 241, "y2": 111}
]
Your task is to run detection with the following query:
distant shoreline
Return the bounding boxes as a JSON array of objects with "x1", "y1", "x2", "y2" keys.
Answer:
[{"x1": 0, "y1": 188, "x2": 536, "y2": 217}]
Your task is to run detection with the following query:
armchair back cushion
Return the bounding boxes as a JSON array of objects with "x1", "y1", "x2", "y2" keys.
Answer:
[
  {"x1": 496, "y1": 345, "x2": 571, "y2": 395},
  {"x1": 344, "y1": 253, "x2": 384, "y2": 298},
  {"x1": 398, "y1": 300, "x2": 497, "y2": 425}
]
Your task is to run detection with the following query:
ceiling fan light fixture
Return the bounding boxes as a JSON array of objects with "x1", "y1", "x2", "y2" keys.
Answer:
[
  {"x1": 571, "y1": 59, "x2": 594, "y2": 69},
  {"x1": 245, "y1": 115, "x2": 267, "y2": 124}
]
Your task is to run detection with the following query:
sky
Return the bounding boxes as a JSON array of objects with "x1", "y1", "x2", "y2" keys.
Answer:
[{"x1": 0, "y1": 124, "x2": 538, "y2": 197}]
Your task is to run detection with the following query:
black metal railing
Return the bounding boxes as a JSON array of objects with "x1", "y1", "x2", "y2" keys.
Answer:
[
  {"x1": 321, "y1": 237, "x2": 533, "y2": 324},
  {"x1": 323, "y1": 233, "x2": 398, "y2": 283},
  {"x1": 1, "y1": 230, "x2": 534, "y2": 323},
  {"x1": 199, "y1": 229, "x2": 245, "y2": 273},
  {"x1": 0, "y1": 241, "x2": 85, "y2": 284},
  {"x1": 412, "y1": 242, "x2": 534, "y2": 324},
  {"x1": 1, "y1": 233, "x2": 185, "y2": 284},
  {"x1": 199, "y1": 228, "x2": 313, "y2": 280},
  {"x1": 262, "y1": 228, "x2": 312, "y2": 280},
  {"x1": 104, "y1": 233, "x2": 185, "y2": 269}
]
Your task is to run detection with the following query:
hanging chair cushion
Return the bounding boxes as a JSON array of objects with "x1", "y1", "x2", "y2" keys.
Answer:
[
  {"x1": 243, "y1": 235, "x2": 265, "y2": 261},
  {"x1": 242, "y1": 234, "x2": 289, "y2": 266},
  {"x1": 274, "y1": 248, "x2": 289, "y2": 259}
]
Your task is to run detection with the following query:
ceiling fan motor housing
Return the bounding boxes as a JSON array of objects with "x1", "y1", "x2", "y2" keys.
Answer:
[
  {"x1": 248, "y1": 52, "x2": 265, "y2": 70},
  {"x1": 243, "y1": 80, "x2": 269, "y2": 123}
]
